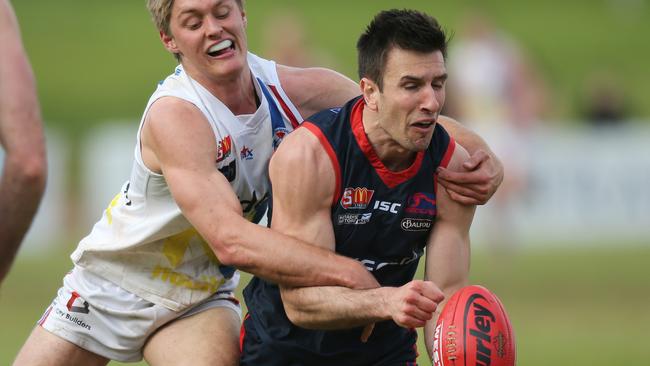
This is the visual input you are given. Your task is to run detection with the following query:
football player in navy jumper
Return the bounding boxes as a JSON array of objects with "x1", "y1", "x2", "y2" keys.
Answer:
[{"x1": 241, "y1": 9, "x2": 476, "y2": 365}]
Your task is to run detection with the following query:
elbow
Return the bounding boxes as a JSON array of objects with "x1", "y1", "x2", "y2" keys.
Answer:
[
  {"x1": 209, "y1": 221, "x2": 251, "y2": 268},
  {"x1": 21, "y1": 152, "x2": 47, "y2": 190},
  {"x1": 5, "y1": 150, "x2": 47, "y2": 192},
  {"x1": 280, "y1": 288, "x2": 317, "y2": 329},
  {"x1": 283, "y1": 303, "x2": 303, "y2": 326},
  {"x1": 282, "y1": 299, "x2": 313, "y2": 328}
]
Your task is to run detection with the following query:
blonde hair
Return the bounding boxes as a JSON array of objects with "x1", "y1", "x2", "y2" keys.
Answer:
[
  {"x1": 146, "y1": 0, "x2": 175, "y2": 36},
  {"x1": 146, "y1": 0, "x2": 243, "y2": 36}
]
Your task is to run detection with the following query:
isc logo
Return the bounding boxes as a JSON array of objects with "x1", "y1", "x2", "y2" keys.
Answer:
[{"x1": 373, "y1": 200, "x2": 401, "y2": 213}]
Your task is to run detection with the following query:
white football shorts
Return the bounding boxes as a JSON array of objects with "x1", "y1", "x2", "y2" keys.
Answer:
[{"x1": 37, "y1": 265, "x2": 241, "y2": 362}]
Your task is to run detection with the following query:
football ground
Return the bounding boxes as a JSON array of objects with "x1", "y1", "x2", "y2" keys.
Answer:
[
  {"x1": 4, "y1": 0, "x2": 650, "y2": 365},
  {"x1": 2, "y1": 243, "x2": 648, "y2": 365}
]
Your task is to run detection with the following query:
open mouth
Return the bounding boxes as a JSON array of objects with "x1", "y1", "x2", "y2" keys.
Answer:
[
  {"x1": 207, "y1": 39, "x2": 235, "y2": 57},
  {"x1": 411, "y1": 121, "x2": 434, "y2": 129}
]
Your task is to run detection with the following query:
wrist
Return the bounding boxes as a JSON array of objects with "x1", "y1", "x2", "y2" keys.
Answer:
[{"x1": 375, "y1": 287, "x2": 394, "y2": 321}]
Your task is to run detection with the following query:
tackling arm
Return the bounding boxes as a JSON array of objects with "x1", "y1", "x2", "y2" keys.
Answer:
[
  {"x1": 423, "y1": 143, "x2": 477, "y2": 359},
  {"x1": 0, "y1": 0, "x2": 47, "y2": 283},
  {"x1": 140, "y1": 97, "x2": 377, "y2": 290},
  {"x1": 276, "y1": 64, "x2": 359, "y2": 118},
  {"x1": 274, "y1": 128, "x2": 441, "y2": 330}
]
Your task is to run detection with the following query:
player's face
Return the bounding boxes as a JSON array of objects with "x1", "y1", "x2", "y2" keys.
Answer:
[
  {"x1": 376, "y1": 48, "x2": 447, "y2": 152},
  {"x1": 164, "y1": 0, "x2": 248, "y2": 82}
]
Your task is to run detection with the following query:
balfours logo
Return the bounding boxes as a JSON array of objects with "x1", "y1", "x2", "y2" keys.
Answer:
[{"x1": 400, "y1": 218, "x2": 432, "y2": 231}]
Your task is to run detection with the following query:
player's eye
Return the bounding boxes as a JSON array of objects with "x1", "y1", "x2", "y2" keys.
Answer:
[
  {"x1": 215, "y1": 6, "x2": 230, "y2": 19},
  {"x1": 404, "y1": 83, "x2": 419, "y2": 90}
]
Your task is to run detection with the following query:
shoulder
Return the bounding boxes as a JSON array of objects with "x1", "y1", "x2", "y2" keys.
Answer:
[
  {"x1": 272, "y1": 127, "x2": 336, "y2": 182},
  {"x1": 446, "y1": 140, "x2": 470, "y2": 172},
  {"x1": 142, "y1": 96, "x2": 214, "y2": 155},
  {"x1": 145, "y1": 97, "x2": 205, "y2": 130},
  {"x1": 271, "y1": 127, "x2": 337, "y2": 207},
  {"x1": 272, "y1": 127, "x2": 322, "y2": 171},
  {"x1": 435, "y1": 121, "x2": 468, "y2": 172}
]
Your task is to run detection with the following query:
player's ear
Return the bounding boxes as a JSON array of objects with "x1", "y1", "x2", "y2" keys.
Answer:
[
  {"x1": 241, "y1": 9, "x2": 247, "y2": 27},
  {"x1": 160, "y1": 31, "x2": 178, "y2": 53},
  {"x1": 160, "y1": 31, "x2": 179, "y2": 55},
  {"x1": 360, "y1": 78, "x2": 379, "y2": 111}
]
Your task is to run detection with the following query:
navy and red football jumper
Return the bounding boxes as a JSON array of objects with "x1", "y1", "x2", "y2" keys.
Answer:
[{"x1": 241, "y1": 96, "x2": 455, "y2": 366}]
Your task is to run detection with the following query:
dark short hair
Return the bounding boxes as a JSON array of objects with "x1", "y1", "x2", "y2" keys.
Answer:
[{"x1": 357, "y1": 9, "x2": 448, "y2": 90}]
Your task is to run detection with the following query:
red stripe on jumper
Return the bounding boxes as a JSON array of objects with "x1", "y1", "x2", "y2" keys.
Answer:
[
  {"x1": 301, "y1": 122, "x2": 342, "y2": 206},
  {"x1": 240, "y1": 313, "x2": 251, "y2": 353},
  {"x1": 269, "y1": 85, "x2": 300, "y2": 129},
  {"x1": 439, "y1": 137, "x2": 456, "y2": 169}
]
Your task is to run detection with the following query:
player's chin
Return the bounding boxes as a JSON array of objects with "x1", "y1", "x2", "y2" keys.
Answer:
[
  {"x1": 407, "y1": 133, "x2": 433, "y2": 151},
  {"x1": 411, "y1": 139, "x2": 432, "y2": 152}
]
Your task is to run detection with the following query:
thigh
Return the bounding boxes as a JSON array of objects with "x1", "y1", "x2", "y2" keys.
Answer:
[
  {"x1": 28, "y1": 266, "x2": 172, "y2": 362},
  {"x1": 144, "y1": 306, "x2": 241, "y2": 366},
  {"x1": 13, "y1": 326, "x2": 108, "y2": 366}
]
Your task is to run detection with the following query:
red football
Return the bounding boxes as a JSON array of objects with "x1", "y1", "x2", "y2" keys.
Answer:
[{"x1": 432, "y1": 285, "x2": 516, "y2": 366}]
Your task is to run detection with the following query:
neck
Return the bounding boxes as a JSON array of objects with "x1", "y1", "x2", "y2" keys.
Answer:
[
  {"x1": 184, "y1": 63, "x2": 259, "y2": 116},
  {"x1": 362, "y1": 108, "x2": 416, "y2": 172}
]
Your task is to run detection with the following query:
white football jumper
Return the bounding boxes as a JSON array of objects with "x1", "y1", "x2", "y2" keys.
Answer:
[{"x1": 71, "y1": 52, "x2": 303, "y2": 312}]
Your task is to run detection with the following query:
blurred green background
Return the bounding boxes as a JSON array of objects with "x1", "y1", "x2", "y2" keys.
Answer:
[
  {"x1": 2, "y1": 0, "x2": 650, "y2": 365},
  {"x1": 12, "y1": 0, "x2": 650, "y2": 138}
]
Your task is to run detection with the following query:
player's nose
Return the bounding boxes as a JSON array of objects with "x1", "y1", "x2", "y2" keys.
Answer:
[
  {"x1": 205, "y1": 16, "x2": 224, "y2": 38},
  {"x1": 421, "y1": 88, "x2": 441, "y2": 115}
]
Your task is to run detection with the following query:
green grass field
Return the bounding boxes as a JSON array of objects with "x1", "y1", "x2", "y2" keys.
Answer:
[{"x1": 2, "y1": 245, "x2": 648, "y2": 365}]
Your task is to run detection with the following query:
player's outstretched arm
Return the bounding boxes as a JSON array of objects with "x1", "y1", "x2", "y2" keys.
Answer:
[
  {"x1": 423, "y1": 143, "x2": 476, "y2": 358},
  {"x1": 140, "y1": 98, "x2": 376, "y2": 290},
  {"x1": 0, "y1": 0, "x2": 47, "y2": 283},
  {"x1": 272, "y1": 127, "x2": 441, "y2": 330}
]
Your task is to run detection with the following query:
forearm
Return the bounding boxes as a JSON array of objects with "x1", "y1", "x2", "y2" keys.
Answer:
[
  {"x1": 280, "y1": 285, "x2": 390, "y2": 329},
  {"x1": 0, "y1": 158, "x2": 46, "y2": 281},
  {"x1": 213, "y1": 217, "x2": 376, "y2": 289},
  {"x1": 0, "y1": 0, "x2": 46, "y2": 283}
]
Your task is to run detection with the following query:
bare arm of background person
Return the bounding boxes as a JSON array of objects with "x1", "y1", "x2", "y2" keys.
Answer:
[
  {"x1": 0, "y1": 0, "x2": 47, "y2": 284},
  {"x1": 278, "y1": 65, "x2": 504, "y2": 205},
  {"x1": 275, "y1": 128, "x2": 445, "y2": 331},
  {"x1": 139, "y1": 96, "x2": 378, "y2": 290}
]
